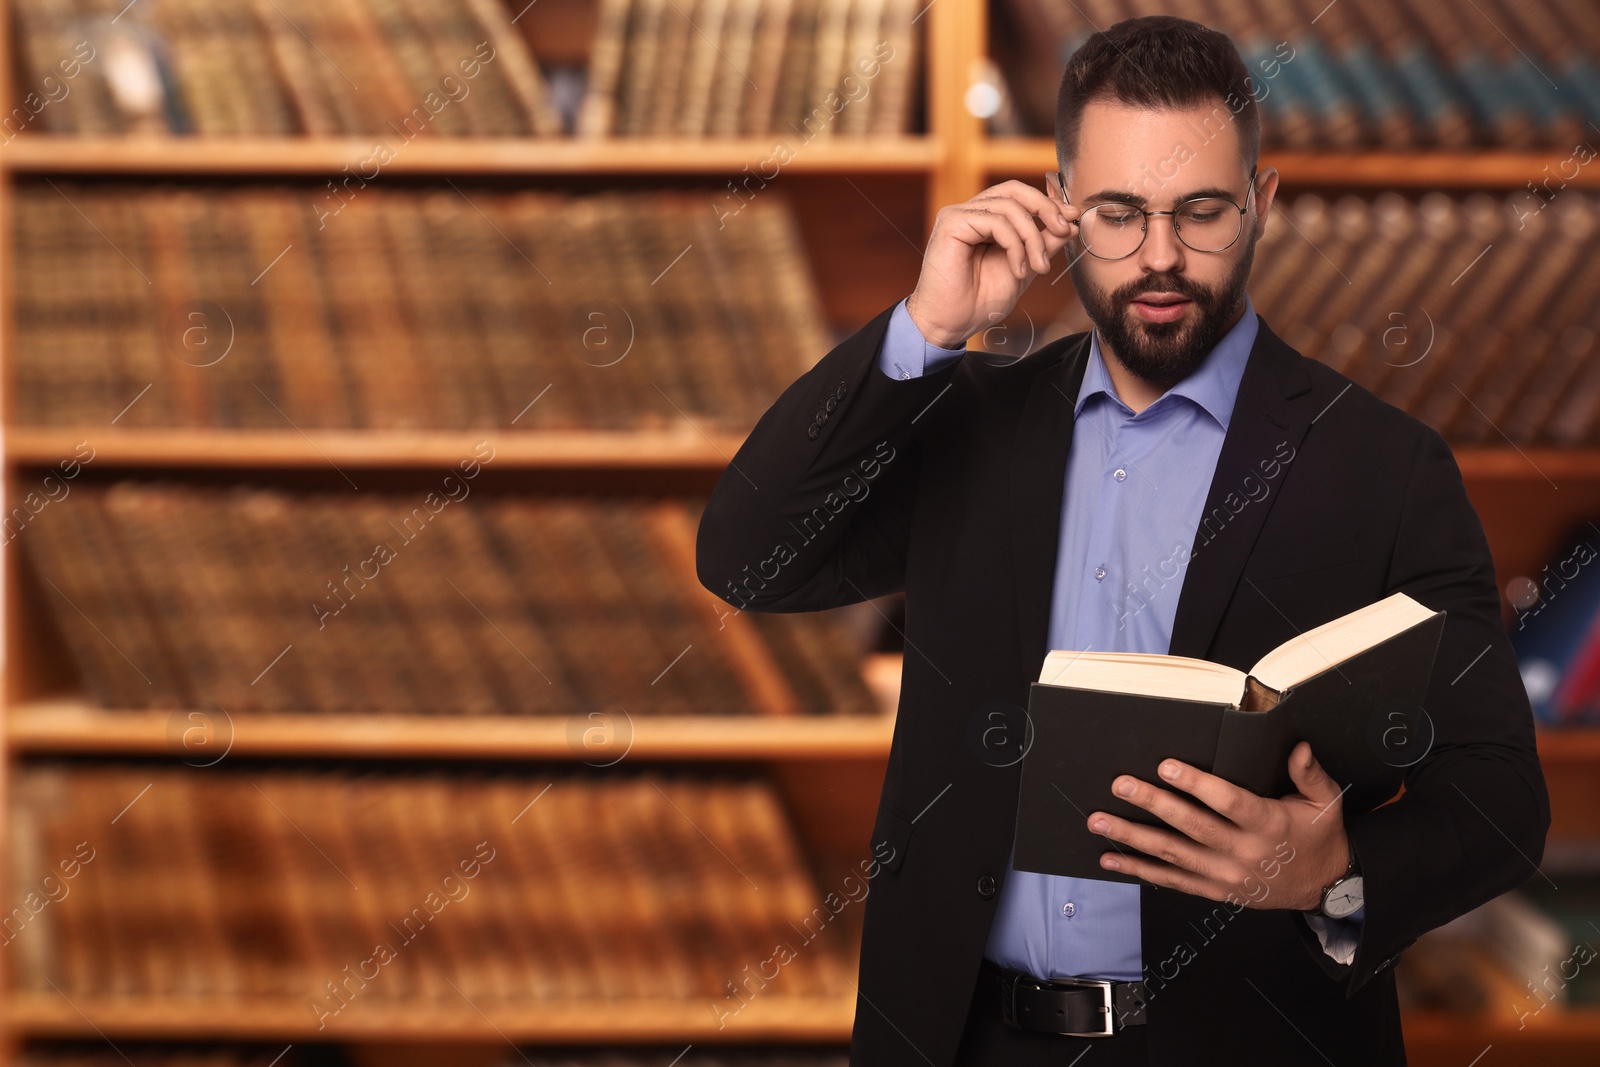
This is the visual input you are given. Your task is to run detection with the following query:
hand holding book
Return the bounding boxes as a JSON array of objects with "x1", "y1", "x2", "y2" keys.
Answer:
[
  {"x1": 1084, "y1": 739, "x2": 1355, "y2": 913},
  {"x1": 1013, "y1": 591, "x2": 1446, "y2": 886}
]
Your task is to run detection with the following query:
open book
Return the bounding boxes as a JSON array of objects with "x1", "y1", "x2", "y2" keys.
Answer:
[
  {"x1": 1013, "y1": 591, "x2": 1447, "y2": 883},
  {"x1": 1038, "y1": 591, "x2": 1441, "y2": 711}
]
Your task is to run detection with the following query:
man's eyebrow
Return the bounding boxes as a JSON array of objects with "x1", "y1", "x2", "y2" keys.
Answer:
[{"x1": 1083, "y1": 186, "x2": 1241, "y2": 207}]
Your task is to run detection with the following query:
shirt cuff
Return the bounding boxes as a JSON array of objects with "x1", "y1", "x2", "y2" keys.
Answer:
[
  {"x1": 878, "y1": 297, "x2": 967, "y2": 380},
  {"x1": 1302, "y1": 909, "x2": 1362, "y2": 966}
]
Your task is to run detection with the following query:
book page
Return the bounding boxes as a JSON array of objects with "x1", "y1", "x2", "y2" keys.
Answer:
[
  {"x1": 1037, "y1": 650, "x2": 1247, "y2": 704},
  {"x1": 1250, "y1": 591, "x2": 1435, "y2": 692}
]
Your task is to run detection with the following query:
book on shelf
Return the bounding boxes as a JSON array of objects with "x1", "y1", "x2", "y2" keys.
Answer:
[
  {"x1": 9, "y1": 0, "x2": 923, "y2": 139},
  {"x1": 10, "y1": 184, "x2": 831, "y2": 433},
  {"x1": 1511, "y1": 522, "x2": 1600, "y2": 726},
  {"x1": 9, "y1": 0, "x2": 564, "y2": 136},
  {"x1": 1040, "y1": 190, "x2": 1600, "y2": 447},
  {"x1": 1423, "y1": 874, "x2": 1600, "y2": 1016},
  {"x1": 1014, "y1": 591, "x2": 1445, "y2": 882},
  {"x1": 989, "y1": 0, "x2": 1600, "y2": 149},
  {"x1": 577, "y1": 0, "x2": 920, "y2": 137},
  {"x1": 9, "y1": 762, "x2": 859, "y2": 1009},
  {"x1": 21, "y1": 482, "x2": 885, "y2": 718},
  {"x1": 1390, "y1": 933, "x2": 1493, "y2": 1016}
]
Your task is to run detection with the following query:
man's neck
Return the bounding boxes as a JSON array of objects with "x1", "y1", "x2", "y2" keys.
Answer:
[{"x1": 1099, "y1": 298, "x2": 1248, "y2": 415}]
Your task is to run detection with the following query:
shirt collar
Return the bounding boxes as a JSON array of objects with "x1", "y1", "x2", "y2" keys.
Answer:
[{"x1": 1075, "y1": 292, "x2": 1258, "y2": 430}]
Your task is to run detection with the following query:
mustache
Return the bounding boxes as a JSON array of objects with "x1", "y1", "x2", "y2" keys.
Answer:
[{"x1": 1111, "y1": 275, "x2": 1211, "y2": 307}]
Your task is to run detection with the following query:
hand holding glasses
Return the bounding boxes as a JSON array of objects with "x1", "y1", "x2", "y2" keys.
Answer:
[{"x1": 1046, "y1": 166, "x2": 1258, "y2": 260}]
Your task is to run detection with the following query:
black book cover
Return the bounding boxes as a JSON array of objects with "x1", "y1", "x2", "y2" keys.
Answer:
[{"x1": 1012, "y1": 610, "x2": 1446, "y2": 883}]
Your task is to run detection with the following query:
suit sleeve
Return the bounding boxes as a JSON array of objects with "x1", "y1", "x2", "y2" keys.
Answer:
[
  {"x1": 1314, "y1": 424, "x2": 1551, "y2": 995},
  {"x1": 695, "y1": 298, "x2": 964, "y2": 613}
]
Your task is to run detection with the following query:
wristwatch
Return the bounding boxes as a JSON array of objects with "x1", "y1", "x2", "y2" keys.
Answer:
[{"x1": 1310, "y1": 840, "x2": 1364, "y2": 920}]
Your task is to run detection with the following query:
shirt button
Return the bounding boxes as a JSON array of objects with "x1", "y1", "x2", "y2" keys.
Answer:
[
  {"x1": 900, "y1": 370, "x2": 911, "y2": 380},
  {"x1": 1113, "y1": 468, "x2": 1127, "y2": 481},
  {"x1": 1062, "y1": 901, "x2": 1076, "y2": 917},
  {"x1": 1094, "y1": 565, "x2": 1107, "y2": 581}
]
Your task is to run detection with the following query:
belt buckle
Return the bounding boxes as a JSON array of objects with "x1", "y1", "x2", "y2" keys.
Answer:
[{"x1": 1043, "y1": 975, "x2": 1115, "y2": 1037}]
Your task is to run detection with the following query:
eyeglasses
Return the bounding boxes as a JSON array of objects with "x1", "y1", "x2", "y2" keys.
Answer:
[{"x1": 1049, "y1": 167, "x2": 1258, "y2": 260}]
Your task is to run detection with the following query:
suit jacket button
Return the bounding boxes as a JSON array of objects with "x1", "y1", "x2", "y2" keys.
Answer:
[
  {"x1": 825, "y1": 396, "x2": 838, "y2": 412},
  {"x1": 807, "y1": 424, "x2": 820, "y2": 439},
  {"x1": 977, "y1": 874, "x2": 997, "y2": 899}
]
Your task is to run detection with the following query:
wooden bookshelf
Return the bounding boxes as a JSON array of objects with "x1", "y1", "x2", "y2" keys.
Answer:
[
  {"x1": 2, "y1": 0, "x2": 1598, "y2": 1063},
  {"x1": 0, "y1": 1, "x2": 954, "y2": 1058}
]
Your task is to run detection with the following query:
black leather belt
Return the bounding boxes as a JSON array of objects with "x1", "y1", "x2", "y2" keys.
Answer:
[{"x1": 978, "y1": 959, "x2": 1148, "y2": 1037}]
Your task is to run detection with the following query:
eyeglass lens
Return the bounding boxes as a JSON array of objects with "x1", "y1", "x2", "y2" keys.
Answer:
[{"x1": 1079, "y1": 199, "x2": 1244, "y2": 258}]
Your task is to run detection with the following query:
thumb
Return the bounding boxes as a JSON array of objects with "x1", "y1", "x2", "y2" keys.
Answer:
[{"x1": 1289, "y1": 741, "x2": 1340, "y2": 804}]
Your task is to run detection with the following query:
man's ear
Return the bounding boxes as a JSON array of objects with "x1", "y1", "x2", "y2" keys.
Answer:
[{"x1": 1251, "y1": 165, "x2": 1281, "y2": 241}]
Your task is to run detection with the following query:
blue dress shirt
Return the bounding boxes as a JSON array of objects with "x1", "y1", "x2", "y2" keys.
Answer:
[{"x1": 877, "y1": 295, "x2": 1363, "y2": 980}]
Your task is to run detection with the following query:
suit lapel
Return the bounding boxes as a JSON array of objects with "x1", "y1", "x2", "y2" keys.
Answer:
[
  {"x1": 1009, "y1": 331, "x2": 1093, "y2": 682},
  {"x1": 1008, "y1": 314, "x2": 1317, "y2": 677},
  {"x1": 1166, "y1": 317, "x2": 1315, "y2": 661}
]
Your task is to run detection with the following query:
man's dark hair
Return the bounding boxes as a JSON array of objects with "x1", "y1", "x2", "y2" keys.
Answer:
[{"x1": 1055, "y1": 15, "x2": 1260, "y2": 183}]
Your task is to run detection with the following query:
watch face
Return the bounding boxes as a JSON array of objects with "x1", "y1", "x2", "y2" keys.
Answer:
[{"x1": 1322, "y1": 875, "x2": 1364, "y2": 919}]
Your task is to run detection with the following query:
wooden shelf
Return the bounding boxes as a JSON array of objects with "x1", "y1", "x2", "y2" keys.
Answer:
[
  {"x1": 981, "y1": 138, "x2": 1600, "y2": 189},
  {"x1": 16, "y1": 434, "x2": 1600, "y2": 477},
  {"x1": 13, "y1": 708, "x2": 1588, "y2": 766},
  {"x1": 6, "y1": 135, "x2": 1593, "y2": 189},
  {"x1": 1453, "y1": 447, "x2": 1600, "y2": 485},
  {"x1": 1536, "y1": 727, "x2": 1600, "y2": 764},
  {"x1": 4, "y1": 991, "x2": 856, "y2": 1041},
  {"x1": 0, "y1": 135, "x2": 943, "y2": 175},
  {"x1": 1400, "y1": 944, "x2": 1600, "y2": 1062},
  {"x1": 5, "y1": 428, "x2": 748, "y2": 470},
  {"x1": 7, "y1": 654, "x2": 903, "y2": 761},
  {"x1": 5, "y1": 698, "x2": 897, "y2": 760},
  {"x1": 7, "y1": 136, "x2": 1592, "y2": 190}
]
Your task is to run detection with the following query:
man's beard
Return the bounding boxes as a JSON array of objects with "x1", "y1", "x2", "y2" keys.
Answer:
[{"x1": 1070, "y1": 239, "x2": 1255, "y2": 389}]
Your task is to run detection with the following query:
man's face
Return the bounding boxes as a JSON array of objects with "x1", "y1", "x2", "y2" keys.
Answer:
[{"x1": 1051, "y1": 98, "x2": 1278, "y2": 389}]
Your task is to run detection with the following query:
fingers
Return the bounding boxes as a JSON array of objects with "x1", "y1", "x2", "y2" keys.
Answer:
[
  {"x1": 992, "y1": 178, "x2": 1078, "y2": 233},
  {"x1": 1288, "y1": 742, "x2": 1346, "y2": 825},
  {"x1": 1088, "y1": 811, "x2": 1244, "y2": 888},
  {"x1": 945, "y1": 182, "x2": 1079, "y2": 281},
  {"x1": 1142, "y1": 759, "x2": 1275, "y2": 833},
  {"x1": 1097, "y1": 774, "x2": 1242, "y2": 855},
  {"x1": 979, "y1": 183, "x2": 1078, "y2": 262}
]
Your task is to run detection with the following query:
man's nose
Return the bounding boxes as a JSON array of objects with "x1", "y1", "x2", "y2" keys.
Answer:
[{"x1": 1137, "y1": 213, "x2": 1184, "y2": 273}]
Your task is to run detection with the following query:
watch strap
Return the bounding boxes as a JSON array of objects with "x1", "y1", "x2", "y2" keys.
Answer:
[{"x1": 1308, "y1": 839, "x2": 1358, "y2": 916}]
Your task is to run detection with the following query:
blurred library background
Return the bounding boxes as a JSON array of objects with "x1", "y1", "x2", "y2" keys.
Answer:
[{"x1": 0, "y1": 0, "x2": 1597, "y2": 1064}]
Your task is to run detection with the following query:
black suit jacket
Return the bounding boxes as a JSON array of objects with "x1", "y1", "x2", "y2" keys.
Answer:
[{"x1": 695, "y1": 300, "x2": 1550, "y2": 1066}]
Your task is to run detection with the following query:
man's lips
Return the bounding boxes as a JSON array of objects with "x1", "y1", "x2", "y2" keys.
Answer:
[{"x1": 1131, "y1": 293, "x2": 1190, "y2": 306}]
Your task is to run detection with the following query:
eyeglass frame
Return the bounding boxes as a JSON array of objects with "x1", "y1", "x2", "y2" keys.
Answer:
[{"x1": 1048, "y1": 165, "x2": 1260, "y2": 260}]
